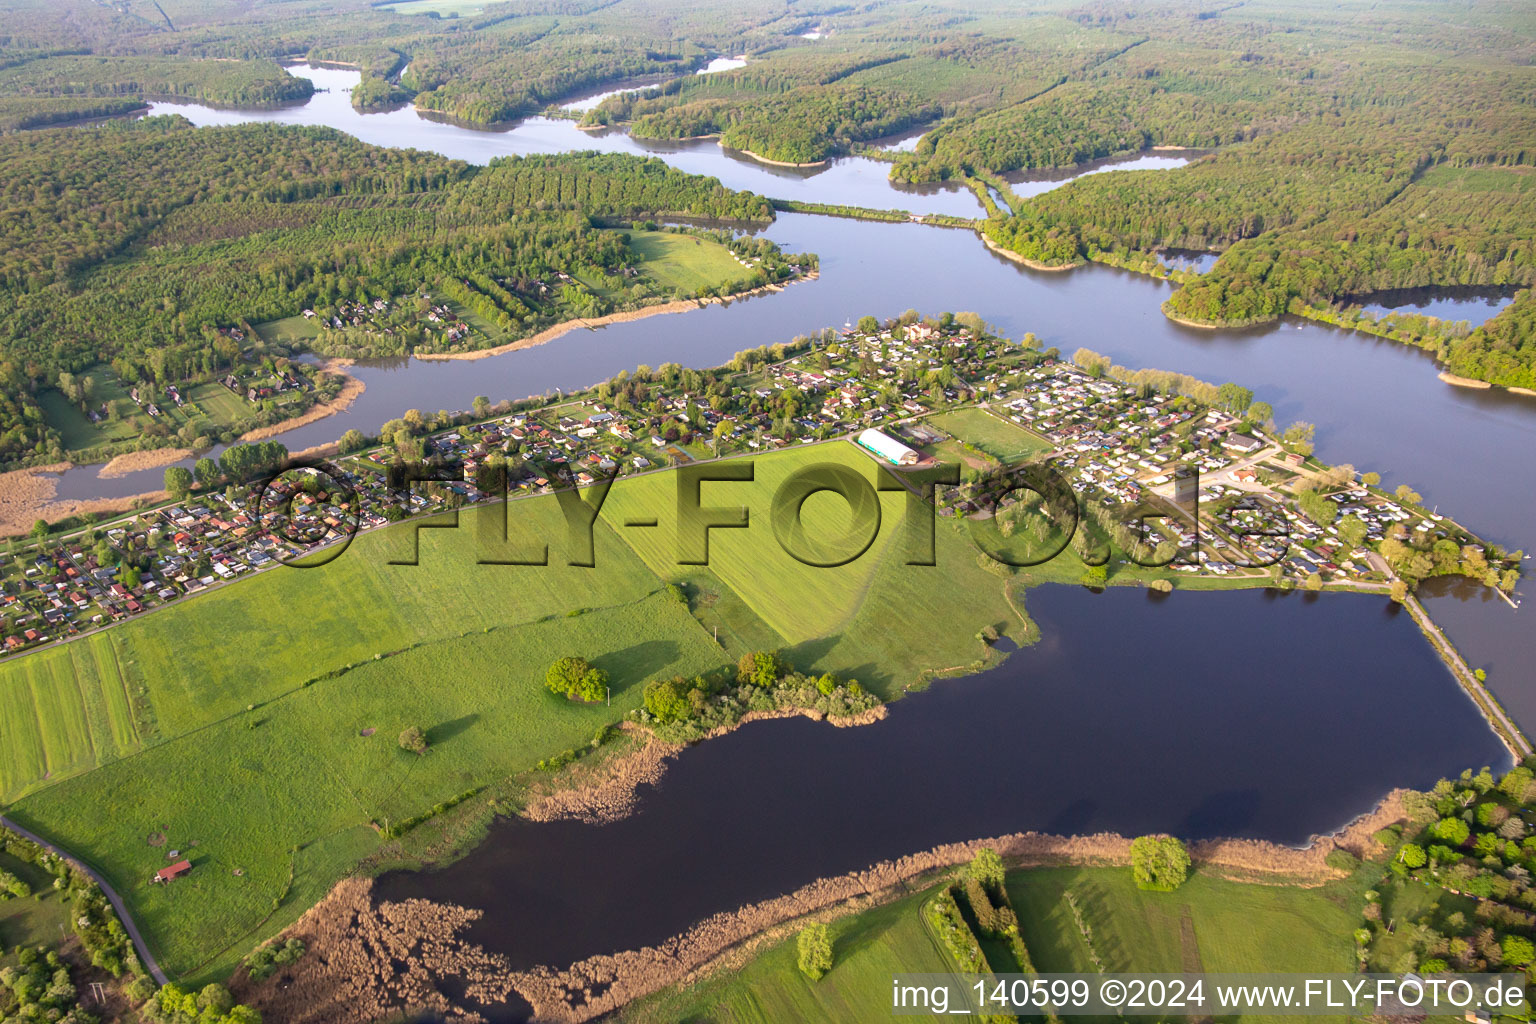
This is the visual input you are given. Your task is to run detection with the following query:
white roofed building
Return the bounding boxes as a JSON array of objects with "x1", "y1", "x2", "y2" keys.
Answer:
[{"x1": 855, "y1": 428, "x2": 919, "y2": 466}]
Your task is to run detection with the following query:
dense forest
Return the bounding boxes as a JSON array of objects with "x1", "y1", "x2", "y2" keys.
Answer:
[
  {"x1": 0, "y1": 0, "x2": 1530, "y2": 408},
  {"x1": 0, "y1": 54, "x2": 314, "y2": 128},
  {"x1": 0, "y1": 119, "x2": 786, "y2": 466}
]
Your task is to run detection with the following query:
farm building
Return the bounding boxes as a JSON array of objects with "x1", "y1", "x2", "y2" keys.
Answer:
[
  {"x1": 855, "y1": 428, "x2": 919, "y2": 466},
  {"x1": 154, "y1": 860, "x2": 191, "y2": 883}
]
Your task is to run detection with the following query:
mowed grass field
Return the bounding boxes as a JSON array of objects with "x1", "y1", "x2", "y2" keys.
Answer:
[
  {"x1": 621, "y1": 885, "x2": 964, "y2": 1024},
  {"x1": 623, "y1": 229, "x2": 749, "y2": 294},
  {"x1": 1009, "y1": 866, "x2": 1361, "y2": 975},
  {"x1": 599, "y1": 440, "x2": 1025, "y2": 687},
  {"x1": 927, "y1": 407, "x2": 1052, "y2": 462},
  {"x1": 0, "y1": 632, "x2": 144, "y2": 801}
]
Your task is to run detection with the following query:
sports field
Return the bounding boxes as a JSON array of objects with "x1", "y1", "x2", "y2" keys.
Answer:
[{"x1": 927, "y1": 407, "x2": 1052, "y2": 462}]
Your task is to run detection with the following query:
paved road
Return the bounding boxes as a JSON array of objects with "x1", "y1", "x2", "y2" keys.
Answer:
[{"x1": 0, "y1": 815, "x2": 168, "y2": 985}]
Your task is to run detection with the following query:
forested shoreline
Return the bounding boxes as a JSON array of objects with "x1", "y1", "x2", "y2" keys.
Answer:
[{"x1": 0, "y1": 118, "x2": 799, "y2": 468}]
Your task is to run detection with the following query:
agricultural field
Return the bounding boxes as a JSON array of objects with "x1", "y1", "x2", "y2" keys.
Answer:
[
  {"x1": 1007, "y1": 866, "x2": 1363, "y2": 977},
  {"x1": 620, "y1": 884, "x2": 962, "y2": 1024},
  {"x1": 12, "y1": 590, "x2": 719, "y2": 980},
  {"x1": 926, "y1": 407, "x2": 1052, "y2": 462},
  {"x1": 0, "y1": 632, "x2": 146, "y2": 802}
]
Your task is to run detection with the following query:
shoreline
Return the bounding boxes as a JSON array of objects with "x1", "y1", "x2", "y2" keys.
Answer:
[
  {"x1": 524, "y1": 705, "x2": 888, "y2": 825},
  {"x1": 1165, "y1": 311, "x2": 1222, "y2": 330},
  {"x1": 0, "y1": 461, "x2": 165, "y2": 537},
  {"x1": 1438, "y1": 371, "x2": 1493, "y2": 389},
  {"x1": 98, "y1": 447, "x2": 194, "y2": 478},
  {"x1": 979, "y1": 232, "x2": 1081, "y2": 272},
  {"x1": 730, "y1": 146, "x2": 830, "y2": 169},
  {"x1": 239, "y1": 790, "x2": 1403, "y2": 1024},
  {"x1": 414, "y1": 273, "x2": 817, "y2": 362},
  {"x1": 239, "y1": 363, "x2": 364, "y2": 442}
]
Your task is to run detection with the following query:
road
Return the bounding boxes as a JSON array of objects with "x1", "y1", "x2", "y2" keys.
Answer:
[{"x1": 0, "y1": 814, "x2": 168, "y2": 985}]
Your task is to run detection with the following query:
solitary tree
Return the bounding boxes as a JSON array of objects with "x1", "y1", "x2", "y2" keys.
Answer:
[
  {"x1": 1130, "y1": 835, "x2": 1191, "y2": 891},
  {"x1": 797, "y1": 923, "x2": 834, "y2": 980},
  {"x1": 1503, "y1": 934, "x2": 1535, "y2": 968},
  {"x1": 546, "y1": 656, "x2": 609, "y2": 702},
  {"x1": 398, "y1": 726, "x2": 428, "y2": 755}
]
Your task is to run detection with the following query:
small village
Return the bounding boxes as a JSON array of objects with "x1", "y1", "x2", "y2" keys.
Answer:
[{"x1": 0, "y1": 316, "x2": 1516, "y2": 658}]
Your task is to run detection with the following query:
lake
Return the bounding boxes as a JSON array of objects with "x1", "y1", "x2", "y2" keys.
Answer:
[
  {"x1": 53, "y1": 60, "x2": 1535, "y2": 741},
  {"x1": 374, "y1": 585, "x2": 1510, "y2": 971}
]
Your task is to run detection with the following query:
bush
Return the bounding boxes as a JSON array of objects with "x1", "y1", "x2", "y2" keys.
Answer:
[
  {"x1": 1324, "y1": 848, "x2": 1360, "y2": 872},
  {"x1": 398, "y1": 726, "x2": 428, "y2": 754},
  {"x1": 244, "y1": 937, "x2": 306, "y2": 981},
  {"x1": 967, "y1": 848, "x2": 1006, "y2": 890}
]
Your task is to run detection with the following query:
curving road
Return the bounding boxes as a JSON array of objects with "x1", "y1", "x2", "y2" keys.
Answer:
[{"x1": 0, "y1": 815, "x2": 168, "y2": 985}]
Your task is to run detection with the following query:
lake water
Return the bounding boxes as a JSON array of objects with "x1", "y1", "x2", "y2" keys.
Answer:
[
  {"x1": 374, "y1": 586, "x2": 1510, "y2": 971},
  {"x1": 1356, "y1": 286, "x2": 1516, "y2": 328}
]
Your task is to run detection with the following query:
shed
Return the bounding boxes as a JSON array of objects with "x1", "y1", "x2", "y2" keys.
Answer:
[{"x1": 155, "y1": 860, "x2": 191, "y2": 883}]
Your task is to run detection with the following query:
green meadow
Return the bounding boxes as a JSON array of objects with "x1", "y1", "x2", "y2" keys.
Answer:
[
  {"x1": 1008, "y1": 866, "x2": 1361, "y2": 977},
  {"x1": 0, "y1": 441, "x2": 1048, "y2": 979},
  {"x1": 623, "y1": 229, "x2": 750, "y2": 294},
  {"x1": 624, "y1": 865, "x2": 1366, "y2": 1024},
  {"x1": 927, "y1": 407, "x2": 1052, "y2": 462},
  {"x1": 0, "y1": 850, "x2": 74, "y2": 959},
  {"x1": 621, "y1": 884, "x2": 963, "y2": 1024}
]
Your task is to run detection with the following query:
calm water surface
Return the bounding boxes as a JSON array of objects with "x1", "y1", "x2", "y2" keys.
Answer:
[
  {"x1": 1357, "y1": 286, "x2": 1516, "y2": 328},
  {"x1": 374, "y1": 586, "x2": 1509, "y2": 970}
]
